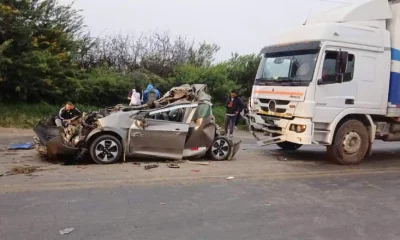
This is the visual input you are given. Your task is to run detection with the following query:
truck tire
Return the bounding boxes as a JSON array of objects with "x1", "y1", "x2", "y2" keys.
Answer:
[
  {"x1": 89, "y1": 134, "x2": 122, "y2": 164},
  {"x1": 327, "y1": 120, "x2": 369, "y2": 165},
  {"x1": 276, "y1": 142, "x2": 302, "y2": 151}
]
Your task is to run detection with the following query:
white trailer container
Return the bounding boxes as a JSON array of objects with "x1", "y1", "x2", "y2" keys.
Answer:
[{"x1": 248, "y1": 0, "x2": 400, "y2": 164}]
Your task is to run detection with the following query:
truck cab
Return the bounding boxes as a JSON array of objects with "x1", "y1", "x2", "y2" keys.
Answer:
[{"x1": 248, "y1": 0, "x2": 400, "y2": 164}]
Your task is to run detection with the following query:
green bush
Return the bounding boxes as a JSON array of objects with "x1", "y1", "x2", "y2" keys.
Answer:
[{"x1": 0, "y1": 103, "x2": 97, "y2": 128}]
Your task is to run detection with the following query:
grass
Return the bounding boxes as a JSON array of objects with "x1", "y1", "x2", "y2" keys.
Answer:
[
  {"x1": 0, "y1": 103, "x2": 98, "y2": 128},
  {"x1": 0, "y1": 103, "x2": 247, "y2": 130}
]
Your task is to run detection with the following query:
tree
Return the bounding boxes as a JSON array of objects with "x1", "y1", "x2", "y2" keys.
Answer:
[
  {"x1": 226, "y1": 53, "x2": 261, "y2": 97},
  {"x1": 0, "y1": 0, "x2": 87, "y2": 103}
]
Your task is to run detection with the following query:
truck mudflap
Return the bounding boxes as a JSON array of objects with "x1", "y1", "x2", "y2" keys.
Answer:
[{"x1": 33, "y1": 122, "x2": 80, "y2": 159}]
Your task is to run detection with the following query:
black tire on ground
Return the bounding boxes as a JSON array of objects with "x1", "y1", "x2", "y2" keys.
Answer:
[
  {"x1": 327, "y1": 120, "x2": 369, "y2": 165},
  {"x1": 207, "y1": 136, "x2": 232, "y2": 161},
  {"x1": 89, "y1": 134, "x2": 123, "y2": 164},
  {"x1": 276, "y1": 142, "x2": 302, "y2": 151}
]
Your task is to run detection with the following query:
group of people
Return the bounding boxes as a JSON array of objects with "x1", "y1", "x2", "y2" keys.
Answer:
[
  {"x1": 55, "y1": 84, "x2": 162, "y2": 126},
  {"x1": 127, "y1": 84, "x2": 161, "y2": 106},
  {"x1": 55, "y1": 84, "x2": 247, "y2": 139}
]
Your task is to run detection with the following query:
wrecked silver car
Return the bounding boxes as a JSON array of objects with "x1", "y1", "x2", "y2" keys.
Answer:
[{"x1": 33, "y1": 84, "x2": 241, "y2": 164}]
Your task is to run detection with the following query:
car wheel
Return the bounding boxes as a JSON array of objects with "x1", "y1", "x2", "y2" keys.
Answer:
[
  {"x1": 207, "y1": 136, "x2": 232, "y2": 161},
  {"x1": 276, "y1": 142, "x2": 302, "y2": 151},
  {"x1": 89, "y1": 134, "x2": 122, "y2": 164}
]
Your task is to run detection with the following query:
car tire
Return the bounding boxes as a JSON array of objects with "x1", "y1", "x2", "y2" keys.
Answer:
[
  {"x1": 89, "y1": 134, "x2": 123, "y2": 164},
  {"x1": 276, "y1": 142, "x2": 302, "y2": 151},
  {"x1": 326, "y1": 120, "x2": 369, "y2": 165},
  {"x1": 207, "y1": 136, "x2": 232, "y2": 161}
]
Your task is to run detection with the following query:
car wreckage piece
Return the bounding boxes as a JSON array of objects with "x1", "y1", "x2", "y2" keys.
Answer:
[{"x1": 33, "y1": 84, "x2": 241, "y2": 164}]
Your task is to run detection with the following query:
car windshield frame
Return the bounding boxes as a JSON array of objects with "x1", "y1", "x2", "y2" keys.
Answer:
[{"x1": 255, "y1": 42, "x2": 321, "y2": 86}]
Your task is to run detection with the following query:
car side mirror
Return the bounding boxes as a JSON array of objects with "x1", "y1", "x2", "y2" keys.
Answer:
[{"x1": 317, "y1": 78, "x2": 324, "y2": 85}]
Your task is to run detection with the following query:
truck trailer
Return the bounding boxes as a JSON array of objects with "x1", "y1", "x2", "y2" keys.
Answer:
[{"x1": 248, "y1": 0, "x2": 400, "y2": 164}]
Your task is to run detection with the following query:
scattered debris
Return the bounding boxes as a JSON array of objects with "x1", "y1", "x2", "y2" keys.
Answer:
[
  {"x1": 77, "y1": 166, "x2": 88, "y2": 169},
  {"x1": 4, "y1": 153, "x2": 17, "y2": 156},
  {"x1": 188, "y1": 161, "x2": 210, "y2": 166},
  {"x1": 160, "y1": 202, "x2": 167, "y2": 205},
  {"x1": 167, "y1": 163, "x2": 180, "y2": 169},
  {"x1": 191, "y1": 169, "x2": 200, "y2": 173},
  {"x1": 277, "y1": 156, "x2": 287, "y2": 161},
  {"x1": 265, "y1": 203, "x2": 271, "y2": 206},
  {"x1": 21, "y1": 156, "x2": 34, "y2": 158},
  {"x1": 144, "y1": 164, "x2": 159, "y2": 170},
  {"x1": 8, "y1": 143, "x2": 33, "y2": 150},
  {"x1": 6, "y1": 166, "x2": 42, "y2": 176},
  {"x1": 133, "y1": 162, "x2": 141, "y2": 167},
  {"x1": 0, "y1": 174, "x2": 3, "y2": 177},
  {"x1": 175, "y1": 159, "x2": 187, "y2": 164},
  {"x1": 226, "y1": 176, "x2": 235, "y2": 180},
  {"x1": 59, "y1": 228, "x2": 74, "y2": 235}
]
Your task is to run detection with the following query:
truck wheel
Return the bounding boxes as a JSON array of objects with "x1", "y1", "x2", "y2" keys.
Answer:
[
  {"x1": 327, "y1": 120, "x2": 369, "y2": 165},
  {"x1": 276, "y1": 142, "x2": 302, "y2": 151},
  {"x1": 89, "y1": 134, "x2": 122, "y2": 164}
]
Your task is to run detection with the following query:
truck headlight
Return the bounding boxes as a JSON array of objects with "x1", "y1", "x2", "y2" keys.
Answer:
[{"x1": 290, "y1": 124, "x2": 306, "y2": 133}]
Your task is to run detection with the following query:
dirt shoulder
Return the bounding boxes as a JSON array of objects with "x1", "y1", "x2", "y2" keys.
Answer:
[{"x1": 2, "y1": 128, "x2": 400, "y2": 193}]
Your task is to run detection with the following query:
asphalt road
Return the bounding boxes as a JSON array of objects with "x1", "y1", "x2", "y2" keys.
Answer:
[
  {"x1": 2, "y1": 172, "x2": 400, "y2": 240},
  {"x1": 2, "y1": 129, "x2": 400, "y2": 239}
]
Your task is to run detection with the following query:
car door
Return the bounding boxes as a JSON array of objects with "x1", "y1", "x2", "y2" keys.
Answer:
[
  {"x1": 128, "y1": 105, "x2": 191, "y2": 159},
  {"x1": 314, "y1": 48, "x2": 357, "y2": 123}
]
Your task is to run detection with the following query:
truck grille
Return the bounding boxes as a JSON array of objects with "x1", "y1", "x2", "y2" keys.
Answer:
[
  {"x1": 261, "y1": 106, "x2": 286, "y2": 113},
  {"x1": 259, "y1": 98, "x2": 290, "y2": 105}
]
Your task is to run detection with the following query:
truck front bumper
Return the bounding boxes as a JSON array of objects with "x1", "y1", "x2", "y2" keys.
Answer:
[{"x1": 248, "y1": 113, "x2": 313, "y2": 147}]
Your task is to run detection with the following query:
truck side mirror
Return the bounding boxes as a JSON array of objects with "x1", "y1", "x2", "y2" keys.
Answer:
[
  {"x1": 335, "y1": 51, "x2": 348, "y2": 83},
  {"x1": 339, "y1": 51, "x2": 348, "y2": 73},
  {"x1": 335, "y1": 73, "x2": 344, "y2": 83}
]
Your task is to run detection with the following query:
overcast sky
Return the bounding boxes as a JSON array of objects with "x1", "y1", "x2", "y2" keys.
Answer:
[{"x1": 59, "y1": 0, "x2": 365, "y2": 61}]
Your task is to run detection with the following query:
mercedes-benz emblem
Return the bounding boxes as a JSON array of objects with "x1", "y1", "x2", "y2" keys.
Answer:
[{"x1": 268, "y1": 100, "x2": 277, "y2": 112}]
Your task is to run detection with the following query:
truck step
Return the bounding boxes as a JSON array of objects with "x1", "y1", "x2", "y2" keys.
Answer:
[
  {"x1": 312, "y1": 141, "x2": 330, "y2": 145},
  {"x1": 314, "y1": 129, "x2": 330, "y2": 133}
]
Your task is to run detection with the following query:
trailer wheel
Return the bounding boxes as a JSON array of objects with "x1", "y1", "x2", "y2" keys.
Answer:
[
  {"x1": 277, "y1": 142, "x2": 302, "y2": 151},
  {"x1": 327, "y1": 120, "x2": 369, "y2": 165}
]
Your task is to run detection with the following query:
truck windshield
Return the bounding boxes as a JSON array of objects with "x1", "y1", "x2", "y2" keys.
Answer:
[{"x1": 255, "y1": 50, "x2": 319, "y2": 86}]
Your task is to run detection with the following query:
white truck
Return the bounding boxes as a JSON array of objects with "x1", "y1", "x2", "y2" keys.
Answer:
[{"x1": 248, "y1": 0, "x2": 400, "y2": 164}]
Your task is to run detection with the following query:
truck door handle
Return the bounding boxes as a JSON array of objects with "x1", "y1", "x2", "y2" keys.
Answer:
[
  {"x1": 175, "y1": 128, "x2": 180, "y2": 131},
  {"x1": 345, "y1": 99, "x2": 354, "y2": 105}
]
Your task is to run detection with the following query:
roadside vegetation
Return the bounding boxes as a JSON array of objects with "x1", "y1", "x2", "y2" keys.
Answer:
[
  {"x1": 0, "y1": 0, "x2": 258, "y2": 128},
  {"x1": 0, "y1": 103, "x2": 229, "y2": 128}
]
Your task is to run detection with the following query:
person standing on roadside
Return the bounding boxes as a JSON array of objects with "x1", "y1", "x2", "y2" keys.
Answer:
[
  {"x1": 224, "y1": 90, "x2": 245, "y2": 138},
  {"x1": 128, "y1": 86, "x2": 141, "y2": 106},
  {"x1": 143, "y1": 83, "x2": 160, "y2": 104}
]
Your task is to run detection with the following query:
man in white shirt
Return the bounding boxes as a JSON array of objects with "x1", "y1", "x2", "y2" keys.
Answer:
[{"x1": 128, "y1": 87, "x2": 141, "y2": 106}]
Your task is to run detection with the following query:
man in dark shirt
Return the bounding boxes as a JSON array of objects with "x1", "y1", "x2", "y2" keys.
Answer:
[
  {"x1": 55, "y1": 101, "x2": 82, "y2": 126},
  {"x1": 225, "y1": 90, "x2": 245, "y2": 138}
]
